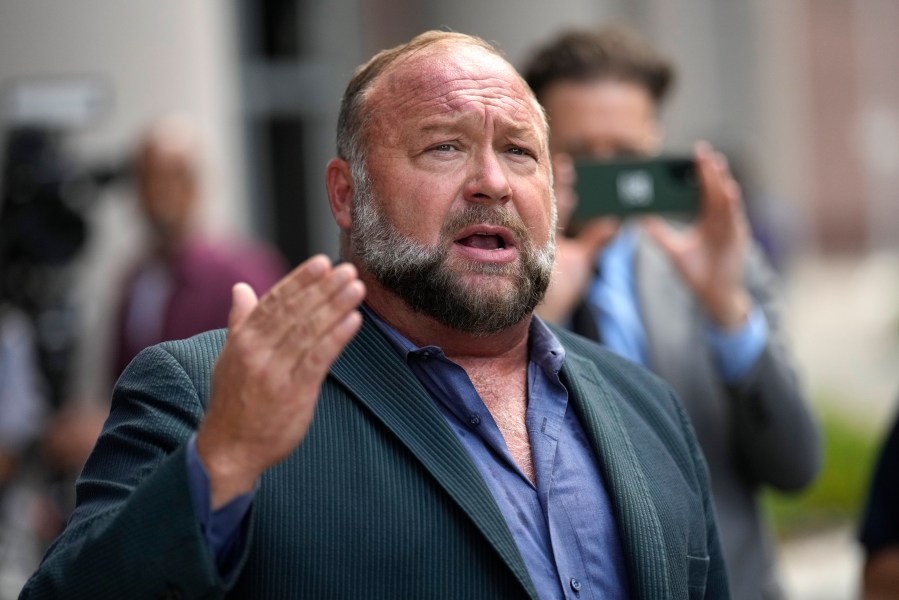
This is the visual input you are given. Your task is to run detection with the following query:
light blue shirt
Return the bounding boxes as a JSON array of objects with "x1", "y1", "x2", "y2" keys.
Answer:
[{"x1": 587, "y1": 225, "x2": 768, "y2": 383}]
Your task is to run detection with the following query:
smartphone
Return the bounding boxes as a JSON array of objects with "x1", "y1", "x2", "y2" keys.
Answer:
[{"x1": 571, "y1": 156, "x2": 700, "y2": 222}]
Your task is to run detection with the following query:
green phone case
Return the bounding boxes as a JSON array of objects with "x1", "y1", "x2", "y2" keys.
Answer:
[{"x1": 572, "y1": 156, "x2": 699, "y2": 220}]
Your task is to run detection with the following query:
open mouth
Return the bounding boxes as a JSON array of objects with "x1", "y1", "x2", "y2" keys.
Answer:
[
  {"x1": 453, "y1": 225, "x2": 515, "y2": 252},
  {"x1": 456, "y1": 232, "x2": 507, "y2": 251}
]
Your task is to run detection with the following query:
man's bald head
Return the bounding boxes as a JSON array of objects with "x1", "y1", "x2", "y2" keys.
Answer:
[
  {"x1": 135, "y1": 115, "x2": 202, "y2": 246},
  {"x1": 336, "y1": 31, "x2": 546, "y2": 173}
]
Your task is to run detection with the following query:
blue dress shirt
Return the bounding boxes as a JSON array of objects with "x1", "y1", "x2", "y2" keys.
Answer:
[{"x1": 370, "y1": 309, "x2": 629, "y2": 600}]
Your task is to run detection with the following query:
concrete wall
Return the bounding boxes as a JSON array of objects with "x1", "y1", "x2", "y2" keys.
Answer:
[{"x1": 0, "y1": 0, "x2": 245, "y2": 230}]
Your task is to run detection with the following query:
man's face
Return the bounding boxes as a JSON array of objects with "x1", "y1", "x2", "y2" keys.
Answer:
[
  {"x1": 347, "y1": 43, "x2": 556, "y2": 334},
  {"x1": 136, "y1": 144, "x2": 196, "y2": 242},
  {"x1": 540, "y1": 78, "x2": 661, "y2": 159}
]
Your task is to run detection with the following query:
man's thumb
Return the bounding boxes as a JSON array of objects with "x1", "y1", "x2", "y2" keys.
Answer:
[{"x1": 228, "y1": 282, "x2": 259, "y2": 330}]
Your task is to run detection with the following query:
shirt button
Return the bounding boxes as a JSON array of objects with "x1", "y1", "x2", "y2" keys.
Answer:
[
  {"x1": 468, "y1": 414, "x2": 481, "y2": 426},
  {"x1": 569, "y1": 578, "x2": 581, "y2": 593}
]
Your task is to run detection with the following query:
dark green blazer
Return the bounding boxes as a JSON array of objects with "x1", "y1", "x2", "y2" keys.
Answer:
[{"x1": 22, "y1": 318, "x2": 728, "y2": 599}]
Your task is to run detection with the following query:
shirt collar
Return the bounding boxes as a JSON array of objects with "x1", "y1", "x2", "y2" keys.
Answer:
[{"x1": 362, "y1": 303, "x2": 566, "y2": 373}]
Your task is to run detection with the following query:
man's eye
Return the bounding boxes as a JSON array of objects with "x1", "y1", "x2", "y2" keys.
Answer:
[
  {"x1": 432, "y1": 144, "x2": 456, "y2": 152},
  {"x1": 507, "y1": 146, "x2": 532, "y2": 158}
]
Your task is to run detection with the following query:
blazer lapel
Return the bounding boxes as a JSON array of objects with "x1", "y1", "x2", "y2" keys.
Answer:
[
  {"x1": 561, "y1": 351, "x2": 671, "y2": 599},
  {"x1": 329, "y1": 317, "x2": 539, "y2": 600}
]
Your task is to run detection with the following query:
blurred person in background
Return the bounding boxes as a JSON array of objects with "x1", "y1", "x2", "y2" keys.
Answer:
[
  {"x1": 523, "y1": 26, "x2": 821, "y2": 599},
  {"x1": 108, "y1": 114, "x2": 286, "y2": 383},
  {"x1": 859, "y1": 406, "x2": 899, "y2": 599}
]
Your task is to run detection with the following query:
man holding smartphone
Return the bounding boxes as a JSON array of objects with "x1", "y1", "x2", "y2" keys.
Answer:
[{"x1": 524, "y1": 26, "x2": 821, "y2": 600}]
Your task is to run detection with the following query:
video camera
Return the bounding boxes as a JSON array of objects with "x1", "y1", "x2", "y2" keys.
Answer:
[{"x1": 0, "y1": 79, "x2": 125, "y2": 406}]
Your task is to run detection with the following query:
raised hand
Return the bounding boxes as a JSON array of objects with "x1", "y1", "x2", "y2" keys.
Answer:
[
  {"x1": 196, "y1": 255, "x2": 365, "y2": 508},
  {"x1": 642, "y1": 142, "x2": 751, "y2": 330}
]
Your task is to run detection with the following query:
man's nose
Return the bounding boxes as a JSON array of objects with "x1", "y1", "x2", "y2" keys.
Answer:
[{"x1": 464, "y1": 148, "x2": 512, "y2": 204}]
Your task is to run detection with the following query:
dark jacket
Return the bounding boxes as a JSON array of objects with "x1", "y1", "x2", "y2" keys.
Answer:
[{"x1": 23, "y1": 317, "x2": 728, "y2": 599}]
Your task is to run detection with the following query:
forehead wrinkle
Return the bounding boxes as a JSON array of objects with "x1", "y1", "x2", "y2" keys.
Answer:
[
  {"x1": 442, "y1": 83, "x2": 532, "y2": 115},
  {"x1": 390, "y1": 71, "x2": 526, "y2": 108},
  {"x1": 368, "y1": 47, "x2": 547, "y2": 148},
  {"x1": 392, "y1": 78, "x2": 542, "y2": 133}
]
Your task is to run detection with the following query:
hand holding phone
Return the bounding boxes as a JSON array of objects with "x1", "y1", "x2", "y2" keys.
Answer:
[{"x1": 571, "y1": 156, "x2": 700, "y2": 224}]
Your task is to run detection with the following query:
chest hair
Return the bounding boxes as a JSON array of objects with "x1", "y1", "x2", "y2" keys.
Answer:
[{"x1": 464, "y1": 363, "x2": 535, "y2": 484}]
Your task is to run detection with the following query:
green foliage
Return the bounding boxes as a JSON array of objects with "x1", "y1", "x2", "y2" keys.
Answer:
[{"x1": 764, "y1": 406, "x2": 884, "y2": 539}]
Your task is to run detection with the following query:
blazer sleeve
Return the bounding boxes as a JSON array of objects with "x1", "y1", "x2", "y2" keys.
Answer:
[
  {"x1": 727, "y1": 246, "x2": 821, "y2": 492},
  {"x1": 21, "y1": 342, "x2": 242, "y2": 599}
]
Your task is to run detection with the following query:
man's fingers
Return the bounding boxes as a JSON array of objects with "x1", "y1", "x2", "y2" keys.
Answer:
[
  {"x1": 224, "y1": 255, "x2": 361, "y2": 371},
  {"x1": 693, "y1": 142, "x2": 746, "y2": 237},
  {"x1": 642, "y1": 215, "x2": 686, "y2": 258},
  {"x1": 272, "y1": 254, "x2": 332, "y2": 297},
  {"x1": 291, "y1": 308, "x2": 364, "y2": 381},
  {"x1": 264, "y1": 262, "x2": 363, "y2": 348},
  {"x1": 695, "y1": 142, "x2": 724, "y2": 214},
  {"x1": 228, "y1": 283, "x2": 259, "y2": 330},
  {"x1": 242, "y1": 254, "x2": 335, "y2": 337},
  {"x1": 273, "y1": 276, "x2": 366, "y2": 359},
  {"x1": 256, "y1": 254, "x2": 332, "y2": 317}
]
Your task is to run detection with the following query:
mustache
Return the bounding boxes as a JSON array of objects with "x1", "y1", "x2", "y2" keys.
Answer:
[{"x1": 440, "y1": 204, "x2": 532, "y2": 247}]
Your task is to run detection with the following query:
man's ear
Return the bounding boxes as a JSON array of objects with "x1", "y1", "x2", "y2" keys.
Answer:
[{"x1": 326, "y1": 158, "x2": 354, "y2": 231}]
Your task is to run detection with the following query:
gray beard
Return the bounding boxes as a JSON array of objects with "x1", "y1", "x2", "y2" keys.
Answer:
[{"x1": 349, "y1": 173, "x2": 555, "y2": 336}]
